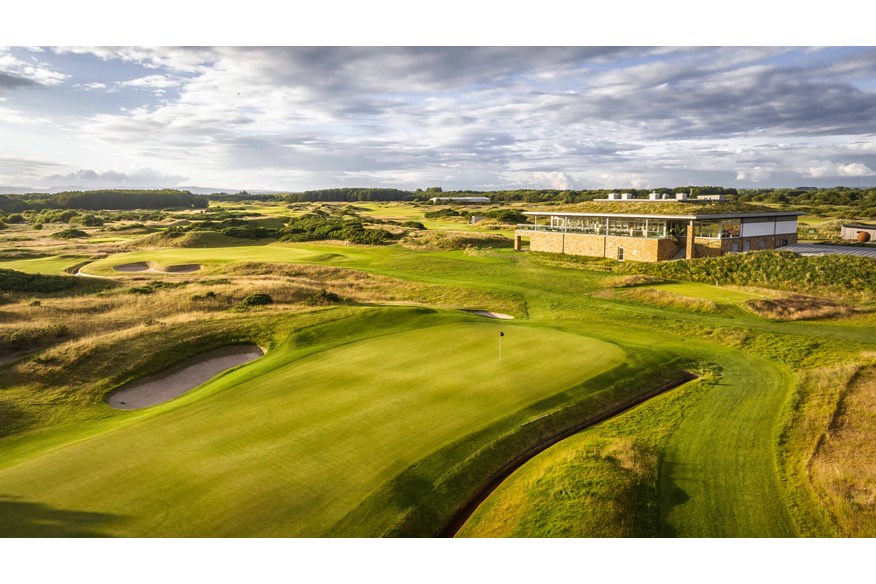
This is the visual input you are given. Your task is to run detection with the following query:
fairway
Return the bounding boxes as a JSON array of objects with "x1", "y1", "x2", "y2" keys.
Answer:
[{"x1": 0, "y1": 312, "x2": 625, "y2": 537}]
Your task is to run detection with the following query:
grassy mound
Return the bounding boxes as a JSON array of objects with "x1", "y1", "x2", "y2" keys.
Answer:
[
  {"x1": 615, "y1": 250, "x2": 876, "y2": 297},
  {"x1": 399, "y1": 230, "x2": 511, "y2": 251},
  {"x1": 130, "y1": 230, "x2": 251, "y2": 249}
]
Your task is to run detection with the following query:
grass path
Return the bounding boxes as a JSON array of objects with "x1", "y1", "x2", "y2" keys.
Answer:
[{"x1": 658, "y1": 352, "x2": 796, "y2": 536}]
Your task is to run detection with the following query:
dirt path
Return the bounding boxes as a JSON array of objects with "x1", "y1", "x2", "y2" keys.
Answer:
[{"x1": 106, "y1": 345, "x2": 264, "y2": 410}]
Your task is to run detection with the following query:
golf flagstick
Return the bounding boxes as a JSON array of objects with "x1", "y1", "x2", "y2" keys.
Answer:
[{"x1": 499, "y1": 331, "x2": 504, "y2": 361}]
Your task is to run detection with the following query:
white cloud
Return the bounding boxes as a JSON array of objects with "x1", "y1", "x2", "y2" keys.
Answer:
[
  {"x1": 736, "y1": 166, "x2": 774, "y2": 182},
  {"x1": 116, "y1": 75, "x2": 181, "y2": 92},
  {"x1": 524, "y1": 171, "x2": 575, "y2": 190},
  {"x1": 74, "y1": 82, "x2": 107, "y2": 91},
  {"x1": 0, "y1": 48, "x2": 69, "y2": 86},
  {"x1": 808, "y1": 161, "x2": 875, "y2": 178},
  {"x1": 44, "y1": 166, "x2": 187, "y2": 188}
]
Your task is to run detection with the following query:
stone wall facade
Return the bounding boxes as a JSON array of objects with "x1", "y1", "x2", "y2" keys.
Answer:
[{"x1": 521, "y1": 230, "x2": 677, "y2": 262}]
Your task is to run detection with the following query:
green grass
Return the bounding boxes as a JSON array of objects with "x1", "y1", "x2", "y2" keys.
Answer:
[
  {"x1": 4, "y1": 203, "x2": 876, "y2": 538},
  {"x1": 657, "y1": 352, "x2": 796, "y2": 536},
  {"x1": 0, "y1": 307, "x2": 630, "y2": 536},
  {"x1": 459, "y1": 376, "x2": 715, "y2": 537},
  {"x1": 642, "y1": 282, "x2": 770, "y2": 305},
  {"x1": 0, "y1": 255, "x2": 90, "y2": 275},
  {"x1": 458, "y1": 345, "x2": 803, "y2": 537}
]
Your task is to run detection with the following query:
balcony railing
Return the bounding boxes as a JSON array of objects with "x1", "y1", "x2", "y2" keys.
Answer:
[{"x1": 515, "y1": 224, "x2": 673, "y2": 239}]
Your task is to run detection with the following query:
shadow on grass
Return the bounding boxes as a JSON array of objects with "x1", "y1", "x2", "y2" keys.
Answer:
[
  {"x1": 658, "y1": 460, "x2": 691, "y2": 537},
  {"x1": 0, "y1": 496, "x2": 123, "y2": 537},
  {"x1": 0, "y1": 401, "x2": 31, "y2": 438}
]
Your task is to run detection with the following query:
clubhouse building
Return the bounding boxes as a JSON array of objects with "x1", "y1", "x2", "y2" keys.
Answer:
[{"x1": 514, "y1": 198, "x2": 800, "y2": 262}]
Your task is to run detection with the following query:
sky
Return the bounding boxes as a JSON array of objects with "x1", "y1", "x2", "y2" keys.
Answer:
[{"x1": 3, "y1": 45, "x2": 876, "y2": 192}]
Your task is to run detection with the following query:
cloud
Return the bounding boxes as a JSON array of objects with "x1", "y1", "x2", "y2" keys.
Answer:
[
  {"x1": 75, "y1": 82, "x2": 107, "y2": 91},
  {"x1": 523, "y1": 171, "x2": 575, "y2": 190},
  {"x1": 0, "y1": 72, "x2": 36, "y2": 89},
  {"x1": 44, "y1": 167, "x2": 188, "y2": 188},
  {"x1": 116, "y1": 75, "x2": 182, "y2": 93},
  {"x1": 808, "y1": 161, "x2": 876, "y2": 178},
  {"x1": 4, "y1": 47, "x2": 876, "y2": 190},
  {"x1": 0, "y1": 48, "x2": 69, "y2": 87}
]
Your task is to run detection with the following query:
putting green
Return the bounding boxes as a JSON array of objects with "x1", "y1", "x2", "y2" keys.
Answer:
[
  {"x1": 80, "y1": 243, "x2": 390, "y2": 276},
  {"x1": 0, "y1": 312, "x2": 625, "y2": 536}
]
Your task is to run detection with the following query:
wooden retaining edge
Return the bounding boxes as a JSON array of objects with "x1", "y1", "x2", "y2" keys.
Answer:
[{"x1": 437, "y1": 370, "x2": 698, "y2": 538}]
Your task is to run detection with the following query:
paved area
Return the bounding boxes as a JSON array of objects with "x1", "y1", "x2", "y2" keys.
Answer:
[{"x1": 779, "y1": 243, "x2": 876, "y2": 258}]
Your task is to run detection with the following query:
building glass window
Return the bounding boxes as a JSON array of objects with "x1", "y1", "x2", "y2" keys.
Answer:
[{"x1": 694, "y1": 220, "x2": 721, "y2": 238}]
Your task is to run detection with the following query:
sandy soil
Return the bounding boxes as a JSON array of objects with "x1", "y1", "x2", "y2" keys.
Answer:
[
  {"x1": 466, "y1": 310, "x2": 515, "y2": 320},
  {"x1": 106, "y1": 345, "x2": 264, "y2": 410},
  {"x1": 113, "y1": 262, "x2": 201, "y2": 273}
]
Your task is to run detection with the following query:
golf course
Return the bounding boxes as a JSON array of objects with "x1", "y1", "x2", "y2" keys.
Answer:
[{"x1": 1, "y1": 199, "x2": 875, "y2": 537}]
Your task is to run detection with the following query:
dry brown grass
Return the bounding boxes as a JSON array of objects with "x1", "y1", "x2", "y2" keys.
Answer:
[
  {"x1": 745, "y1": 294, "x2": 856, "y2": 321},
  {"x1": 809, "y1": 366, "x2": 876, "y2": 536},
  {"x1": 601, "y1": 274, "x2": 666, "y2": 288}
]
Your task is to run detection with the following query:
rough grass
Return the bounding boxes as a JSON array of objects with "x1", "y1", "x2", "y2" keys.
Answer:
[
  {"x1": 615, "y1": 250, "x2": 876, "y2": 298},
  {"x1": 399, "y1": 230, "x2": 511, "y2": 251},
  {"x1": 809, "y1": 366, "x2": 876, "y2": 536},
  {"x1": 127, "y1": 230, "x2": 257, "y2": 249},
  {"x1": 745, "y1": 294, "x2": 856, "y2": 321},
  {"x1": 601, "y1": 274, "x2": 666, "y2": 288},
  {"x1": 774, "y1": 365, "x2": 858, "y2": 537}
]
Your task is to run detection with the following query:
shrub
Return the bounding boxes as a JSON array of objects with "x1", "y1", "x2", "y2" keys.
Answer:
[
  {"x1": 236, "y1": 293, "x2": 273, "y2": 308},
  {"x1": 305, "y1": 289, "x2": 342, "y2": 306},
  {"x1": 77, "y1": 214, "x2": 104, "y2": 227},
  {"x1": 402, "y1": 221, "x2": 426, "y2": 230},
  {"x1": 191, "y1": 291, "x2": 218, "y2": 301},
  {"x1": 278, "y1": 214, "x2": 393, "y2": 245},
  {"x1": 128, "y1": 286, "x2": 154, "y2": 295},
  {"x1": 52, "y1": 228, "x2": 89, "y2": 239}
]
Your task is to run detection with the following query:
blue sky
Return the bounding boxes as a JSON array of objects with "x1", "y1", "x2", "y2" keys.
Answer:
[{"x1": 2, "y1": 46, "x2": 876, "y2": 192}]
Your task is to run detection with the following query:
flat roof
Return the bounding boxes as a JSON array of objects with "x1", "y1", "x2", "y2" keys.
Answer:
[
  {"x1": 524, "y1": 211, "x2": 803, "y2": 221},
  {"x1": 780, "y1": 243, "x2": 876, "y2": 259},
  {"x1": 524, "y1": 200, "x2": 801, "y2": 220}
]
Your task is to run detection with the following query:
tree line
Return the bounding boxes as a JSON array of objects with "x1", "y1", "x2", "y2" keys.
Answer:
[{"x1": 0, "y1": 189, "x2": 208, "y2": 212}]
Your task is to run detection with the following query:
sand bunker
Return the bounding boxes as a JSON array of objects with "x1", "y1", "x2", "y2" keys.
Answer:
[
  {"x1": 113, "y1": 262, "x2": 201, "y2": 274},
  {"x1": 106, "y1": 345, "x2": 264, "y2": 410},
  {"x1": 466, "y1": 310, "x2": 514, "y2": 320}
]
